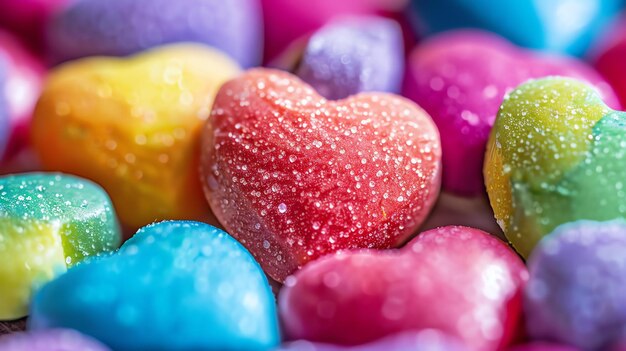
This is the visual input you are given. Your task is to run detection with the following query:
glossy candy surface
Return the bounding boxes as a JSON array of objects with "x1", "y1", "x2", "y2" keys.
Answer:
[
  {"x1": 403, "y1": 30, "x2": 620, "y2": 196},
  {"x1": 32, "y1": 44, "x2": 240, "y2": 230},
  {"x1": 296, "y1": 16, "x2": 403, "y2": 100},
  {"x1": 201, "y1": 68, "x2": 441, "y2": 282},
  {"x1": 279, "y1": 226, "x2": 527, "y2": 351},
  {"x1": 29, "y1": 221, "x2": 280, "y2": 351},
  {"x1": 279, "y1": 330, "x2": 467, "y2": 351},
  {"x1": 411, "y1": 0, "x2": 623, "y2": 56},
  {"x1": 524, "y1": 220, "x2": 626, "y2": 350},
  {"x1": 0, "y1": 329, "x2": 110, "y2": 351},
  {"x1": 46, "y1": 0, "x2": 262, "y2": 67},
  {"x1": 0, "y1": 173, "x2": 120, "y2": 320},
  {"x1": 485, "y1": 77, "x2": 626, "y2": 257}
]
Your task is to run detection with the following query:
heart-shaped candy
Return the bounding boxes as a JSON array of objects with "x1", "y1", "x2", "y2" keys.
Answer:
[
  {"x1": 485, "y1": 77, "x2": 626, "y2": 257},
  {"x1": 32, "y1": 44, "x2": 240, "y2": 230},
  {"x1": 524, "y1": 220, "x2": 626, "y2": 350},
  {"x1": 29, "y1": 221, "x2": 280, "y2": 351},
  {"x1": 0, "y1": 173, "x2": 120, "y2": 320},
  {"x1": 295, "y1": 16, "x2": 404, "y2": 100},
  {"x1": 46, "y1": 0, "x2": 262, "y2": 67},
  {"x1": 201, "y1": 68, "x2": 441, "y2": 281},
  {"x1": 279, "y1": 330, "x2": 467, "y2": 351},
  {"x1": 411, "y1": 0, "x2": 623, "y2": 56},
  {"x1": 403, "y1": 30, "x2": 619, "y2": 196},
  {"x1": 0, "y1": 329, "x2": 110, "y2": 351},
  {"x1": 279, "y1": 226, "x2": 527, "y2": 351}
]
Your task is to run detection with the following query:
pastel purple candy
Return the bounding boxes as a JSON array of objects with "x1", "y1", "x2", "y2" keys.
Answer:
[
  {"x1": 278, "y1": 330, "x2": 466, "y2": 351},
  {"x1": 0, "y1": 329, "x2": 110, "y2": 351},
  {"x1": 46, "y1": 0, "x2": 262, "y2": 67},
  {"x1": 296, "y1": 16, "x2": 403, "y2": 100},
  {"x1": 524, "y1": 220, "x2": 626, "y2": 350},
  {"x1": 403, "y1": 30, "x2": 620, "y2": 196},
  {"x1": 507, "y1": 342, "x2": 579, "y2": 351}
]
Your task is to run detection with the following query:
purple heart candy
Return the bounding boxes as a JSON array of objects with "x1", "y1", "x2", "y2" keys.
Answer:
[
  {"x1": 0, "y1": 329, "x2": 110, "y2": 351},
  {"x1": 46, "y1": 0, "x2": 262, "y2": 67},
  {"x1": 279, "y1": 330, "x2": 466, "y2": 351},
  {"x1": 295, "y1": 16, "x2": 404, "y2": 100},
  {"x1": 524, "y1": 220, "x2": 626, "y2": 350}
]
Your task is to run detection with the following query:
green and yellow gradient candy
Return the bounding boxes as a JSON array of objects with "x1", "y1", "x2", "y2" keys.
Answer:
[
  {"x1": 0, "y1": 173, "x2": 121, "y2": 320},
  {"x1": 485, "y1": 77, "x2": 626, "y2": 257}
]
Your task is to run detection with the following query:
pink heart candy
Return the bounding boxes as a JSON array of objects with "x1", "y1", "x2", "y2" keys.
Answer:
[
  {"x1": 279, "y1": 226, "x2": 528, "y2": 351},
  {"x1": 403, "y1": 30, "x2": 619, "y2": 196}
]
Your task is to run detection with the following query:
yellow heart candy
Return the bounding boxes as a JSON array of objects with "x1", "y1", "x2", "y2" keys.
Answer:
[{"x1": 32, "y1": 44, "x2": 240, "y2": 230}]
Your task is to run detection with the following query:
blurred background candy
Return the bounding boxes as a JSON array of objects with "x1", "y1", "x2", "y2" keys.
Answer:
[
  {"x1": 279, "y1": 226, "x2": 527, "y2": 351},
  {"x1": 295, "y1": 16, "x2": 403, "y2": 100},
  {"x1": 0, "y1": 55, "x2": 9, "y2": 158},
  {"x1": 0, "y1": 173, "x2": 120, "y2": 320},
  {"x1": 0, "y1": 29, "x2": 45, "y2": 162},
  {"x1": 485, "y1": 77, "x2": 626, "y2": 257},
  {"x1": 29, "y1": 221, "x2": 280, "y2": 351},
  {"x1": 279, "y1": 330, "x2": 467, "y2": 351},
  {"x1": 524, "y1": 220, "x2": 626, "y2": 350},
  {"x1": 261, "y1": 0, "x2": 409, "y2": 63},
  {"x1": 32, "y1": 44, "x2": 240, "y2": 231},
  {"x1": 403, "y1": 30, "x2": 619, "y2": 197},
  {"x1": 0, "y1": 328, "x2": 110, "y2": 351},
  {"x1": 201, "y1": 68, "x2": 441, "y2": 282},
  {"x1": 594, "y1": 14, "x2": 626, "y2": 107},
  {"x1": 507, "y1": 342, "x2": 579, "y2": 351},
  {"x1": 46, "y1": 0, "x2": 262, "y2": 67},
  {"x1": 411, "y1": 0, "x2": 624, "y2": 56},
  {"x1": 0, "y1": 0, "x2": 69, "y2": 52}
]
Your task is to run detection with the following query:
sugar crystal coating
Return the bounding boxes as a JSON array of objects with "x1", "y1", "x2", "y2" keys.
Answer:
[
  {"x1": 0, "y1": 173, "x2": 121, "y2": 320},
  {"x1": 32, "y1": 44, "x2": 240, "y2": 230},
  {"x1": 296, "y1": 16, "x2": 404, "y2": 100},
  {"x1": 524, "y1": 220, "x2": 626, "y2": 350},
  {"x1": 46, "y1": 0, "x2": 262, "y2": 67},
  {"x1": 485, "y1": 77, "x2": 626, "y2": 257},
  {"x1": 201, "y1": 68, "x2": 441, "y2": 281},
  {"x1": 29, "y1": 221, "x2": 280, "y2": 351},
  {"x1": 403, "y1": 30, "x2": 620, "y2": 196},
  {"x1": 279, "y1": 226, "x2": 527, "y2": 351}
]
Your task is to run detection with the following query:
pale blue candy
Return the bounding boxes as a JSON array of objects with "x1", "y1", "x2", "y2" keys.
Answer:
[
  {"x1": 29, "y1": 221, "x2": 280, "y2": 351},
  {"x1": 411, "y1": 0, "x2": 623, "y2": 56}
]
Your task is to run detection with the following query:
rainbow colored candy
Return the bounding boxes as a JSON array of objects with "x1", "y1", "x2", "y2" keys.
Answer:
[
  {"x1": 0, "y1": 173, "x2": 120, "y2": 320},
  {"x1": 485, "y1": 77, "x2": 626, "y2": 257}
]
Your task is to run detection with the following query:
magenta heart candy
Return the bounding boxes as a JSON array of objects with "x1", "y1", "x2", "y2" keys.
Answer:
[
  {"x1": 403, "y1": 30, "x2": 619, "y2": 196},
  {"x1": 279, "y1": 226, "x2": 527, "y2": 351},
  {"x1": 279, "y1": 330, "x2": 467, "y2": 351}
]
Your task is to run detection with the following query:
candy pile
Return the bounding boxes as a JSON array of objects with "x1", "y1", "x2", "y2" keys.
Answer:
[{"x1": 1, "y1": 1, "x2": 626, "y2": 350}]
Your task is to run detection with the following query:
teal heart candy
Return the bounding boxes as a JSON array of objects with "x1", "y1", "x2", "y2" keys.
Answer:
[
  {"x1": 28, "y1": 221, "x2": 280, "y2": 351},
  {"x1": 0, "y1": 172, "x2": 121, "y2": 320}
]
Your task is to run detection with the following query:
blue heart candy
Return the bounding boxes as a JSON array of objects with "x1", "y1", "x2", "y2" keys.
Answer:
[{"x1": 29, "y1": 221, "x2": 280, "y2": 351}]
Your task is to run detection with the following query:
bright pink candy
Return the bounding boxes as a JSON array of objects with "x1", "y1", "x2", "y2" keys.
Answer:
[
  {"x1": 0, "y1": 29, "x2": 46, "y2": 160},
  {"x1": 507, "y1": 342, "x2": 579, "y2": 351},
  {"x1": 403, "y1": 30, "x2": 620, "y2": 196},
  {"x1": 279, "y1": 226, "x2": 528, "y2": 351},
  {"x1": 594, "y1": 16, "x2": 626, "y2": 108},
  {"x1": 261, "y1": 0, "x2": 407, "y2": 62}
]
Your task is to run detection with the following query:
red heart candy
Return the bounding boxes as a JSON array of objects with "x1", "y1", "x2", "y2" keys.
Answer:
[
  {"x1": 278, "y1": 226, "x2": 528, "y2": 351},
  {"x1": 200, "y1": 68, "x2": 441, "y2": 281}
]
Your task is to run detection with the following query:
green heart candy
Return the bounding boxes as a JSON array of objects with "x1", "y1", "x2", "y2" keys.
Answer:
[
  {"x1": 0, "y1": 173, "x2": 121, "y2": 320},
  {"x1": 485, "y1": 77, "x2": 626, "y2": 257}
]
